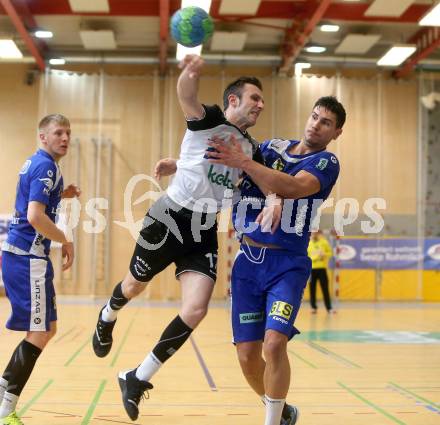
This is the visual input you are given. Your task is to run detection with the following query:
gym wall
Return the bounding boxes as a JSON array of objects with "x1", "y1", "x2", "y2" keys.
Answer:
[{"x1": 0, "y1": 64, "x2": 432, "y2": 300}]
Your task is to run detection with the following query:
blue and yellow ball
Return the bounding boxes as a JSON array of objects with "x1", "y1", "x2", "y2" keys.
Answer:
[{"x1": 170, "y1": 6, "x2": 214, "y2": 48}]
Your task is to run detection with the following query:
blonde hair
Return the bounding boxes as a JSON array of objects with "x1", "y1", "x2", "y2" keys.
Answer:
[{"x1": 38, "y1": 114, "x2": 70, "y2": 131}]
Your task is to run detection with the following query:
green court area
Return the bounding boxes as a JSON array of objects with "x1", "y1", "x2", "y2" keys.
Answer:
[{"x1": 297, "y1": 330, "x2": 440, "y2": 344}]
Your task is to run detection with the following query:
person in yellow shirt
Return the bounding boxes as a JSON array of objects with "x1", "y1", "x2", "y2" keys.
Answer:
[{"x1": 307, "y1": 230, "x2": 335, "y2": 314}]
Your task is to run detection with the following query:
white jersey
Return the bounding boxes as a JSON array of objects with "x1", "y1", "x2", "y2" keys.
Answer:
[{"x1": 167, "y1": 105, "x2": 258, "y2": 213}]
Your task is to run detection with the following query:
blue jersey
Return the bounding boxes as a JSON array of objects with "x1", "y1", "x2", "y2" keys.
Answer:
[
  {"x1": 3, "y1": 149, "x2": 63, "y2": 257},
  {"x1": 233, "y1": 139, "x2": 339, "y2": 255}
]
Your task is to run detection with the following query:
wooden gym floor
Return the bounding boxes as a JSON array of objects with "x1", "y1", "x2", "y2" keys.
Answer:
[{"x1": 0, "y1": 297, "x2": 439, "y2": 425}]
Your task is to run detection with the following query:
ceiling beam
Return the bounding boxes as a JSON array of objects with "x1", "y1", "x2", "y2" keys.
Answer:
[
  {"x1": 394, "y1": 27, "x2": 440, "y2": 79},
  {"x1": 13, "y1": 0, "x2": 49, "y2": 54},
  {"x1": 279, "y1": 0, "x2": 332, "y2": 75},
  {"x1": 2, "y1": 1, "x2": 430, "y2": 23},
  {"x1": 0, "y1": 0, "x2": 45, "y2": 70},
  {"x1": 159, "y1": 0, "x2": 170, "y2": 76}
]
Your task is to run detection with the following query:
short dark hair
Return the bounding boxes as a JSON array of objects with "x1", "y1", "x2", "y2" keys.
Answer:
[
  {"x1": 223, "y1": 76, "x2": 263, "y2": 110},
  {"x1": 314, "y1": 96, "x2": 346, "y2": 129}
]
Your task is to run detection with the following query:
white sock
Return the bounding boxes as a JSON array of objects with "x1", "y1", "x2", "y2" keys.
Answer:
[
  {"x1": 0, "y1": 378, "x2": 7, "y2": 402},
  {"x1": 260, "y1": 395, "x2": 266, "y2": 405},
  {"x1": 264, "y1": 395, "x2": 285, "y2": 425},
  {"x1": 0, "y1": 392, "x2": 18, "y2": 418},
  {"x1": 135, "y1": 352, "x2": 162, "y2": 382},
  {"x1": 101, "y1": 301, "x2": 118, "y2": 322}
]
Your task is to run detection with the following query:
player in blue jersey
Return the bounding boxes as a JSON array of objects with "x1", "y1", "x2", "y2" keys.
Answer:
[
  {"x1": 0, "y1": 114, "x2": 80, "y2": 425},
  {"x1": 207, "y1": 96, "x2": 346, "y2": 425}
]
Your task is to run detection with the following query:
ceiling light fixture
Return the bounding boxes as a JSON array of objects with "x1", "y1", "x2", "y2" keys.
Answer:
[
  {"x1": 34, "y1": 30, "x2": 53, "y2": 39},
  {"x1": 176, "y1": 0, "x2": 212, "y2": 60},
  {"x1": 320, "y1": 24, "x2": 340, "y2": 32},
  {"x1": 305, "y1": 46, "x2": 326, "y2": 53},
  {"x1": 0, "y1": 39, "x2": 23, "y2": 58},
  {"x1": 181, "y1": 0, "x2": 211, "y2": 13},
  {"x1": 49, "y1": 58, "x2": 66, "y2": 65},
  {"x1": 176, "y1": 44, "x2": 203, "y2": 61},
  {"x1": 377, "y1": 45, "x2": 416, "y2": 66},
  {"x1": 295, "y1": 62, "x2": 311, "y2": 77},
  {"x1": 419, "y1": 3, "x2": 440, "y2": 26}
]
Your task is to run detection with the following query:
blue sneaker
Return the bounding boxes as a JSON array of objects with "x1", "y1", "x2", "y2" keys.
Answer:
[{"x1": 281, "y1": 404, "x2": 299, "y2": 425}]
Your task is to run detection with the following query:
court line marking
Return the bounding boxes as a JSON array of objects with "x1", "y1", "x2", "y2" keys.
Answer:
[
  {"x1": 64, "y1": 337, "x2": 91, "y2": 366},
  {"x1": 389, "y1": 382, "x2": 440, "y2": 411},
  {"x1": 190, "y1": 335, "x2": 217, "y2": 392},
  {"x1": 31, "y1": 408, "x2": 80, "y2": 417},
  {"x1": 18, "y1": 379, "x2": 53, "y2": 416},
  {"x1": 288, "y1": 349, "x2": 318, "y2": 368},
  {"x1": 338, "y1": 381, "x2": 407, "y2": 425},
  {"x1": 305, "y1": 341, "x2": 362, "y2": 368},
  {"x1": 110, "y1": 309, "x2": 140, "y2": 367},
  {"x1": 54, "y1": 326, "x2": 77, "y2": 343},
  {"x1": 81, "y1": 379, "x2": 107, "y2": 425}
]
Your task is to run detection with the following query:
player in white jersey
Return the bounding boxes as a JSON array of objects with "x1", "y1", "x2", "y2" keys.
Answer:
[{"x1": 91, "y1": 55, "x2": 265, "y2": 421}]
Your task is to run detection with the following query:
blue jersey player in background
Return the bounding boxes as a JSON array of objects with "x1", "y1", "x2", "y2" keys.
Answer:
[
  {"x1": 0, "y1": 114, "x2": 80, "y2": 425},
  {"x1": 208, "y1": 96, "x2": 346, "y2": 425}
]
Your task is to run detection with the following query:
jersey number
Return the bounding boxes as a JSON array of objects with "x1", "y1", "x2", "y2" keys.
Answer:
[{"x1": 205, "y1": 253, "x2": 218, "y2": 270}]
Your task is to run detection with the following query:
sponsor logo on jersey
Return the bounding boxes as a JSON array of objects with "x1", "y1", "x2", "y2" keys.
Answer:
[
  {"x1": 316, "y1": 158, "x2": 328, "y2": 171},
  {"x1": 330, "y1": 155, "x2": 338, "y2": 164},
  {"x1": 19, "y1": 160, "x2": 31, "y2": 174},
  {"x1": 207, "y1": 165, "x2": 234, "y2": 189},
  {"x1": 240, "y1": 311, "x2": 264, "y2": 324},
  {"x1": 269, "y1": 301, "x2": 293, "y2": 321},
  {"x1": 34, "y1": 233, "x2": 44, "y2": 246},
  {"x1": 39, "y1": 177, "x2": 54, "y2": 195},
  {"x1": 269, "y1": 139, "x2": 290, "y2": 153},
  {"x1": 272, "y1": 158, "x2": 284, "y2": 171}
]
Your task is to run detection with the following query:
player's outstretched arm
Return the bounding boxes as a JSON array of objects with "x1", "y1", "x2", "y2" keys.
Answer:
[
  {"x1": 177, "y1": 54, "x2": 205, "y2": 120},
  {"x1": 207, "y1": 135, "x2": 321, "y2": 199}
]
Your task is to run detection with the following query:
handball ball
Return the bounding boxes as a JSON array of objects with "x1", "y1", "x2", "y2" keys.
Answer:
[{"x1": 170, "y1": 6, "x2": 214, "y2": 48}]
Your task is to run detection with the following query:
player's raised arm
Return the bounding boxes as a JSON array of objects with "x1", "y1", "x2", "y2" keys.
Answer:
[{"x1": 176, "y1": 54, "x2": 205, "y2": 120}]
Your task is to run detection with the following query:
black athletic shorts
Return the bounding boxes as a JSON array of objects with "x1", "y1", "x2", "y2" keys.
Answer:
[{"x1": 129, "y1": 195, "x2": 218, "y2": 283}]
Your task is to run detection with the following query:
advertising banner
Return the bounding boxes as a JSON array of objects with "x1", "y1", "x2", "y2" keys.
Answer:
[{"x1": 335, "y1": 238, "x2": 440, "y2": 270}]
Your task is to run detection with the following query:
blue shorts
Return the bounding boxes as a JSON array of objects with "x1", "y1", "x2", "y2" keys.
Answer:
[
  {"x1": 231, "y1": 245, "x2": 311, "y2": 343},
  {"x1": 2, "y1": 251, "x2": 57, "y2": 331}
]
